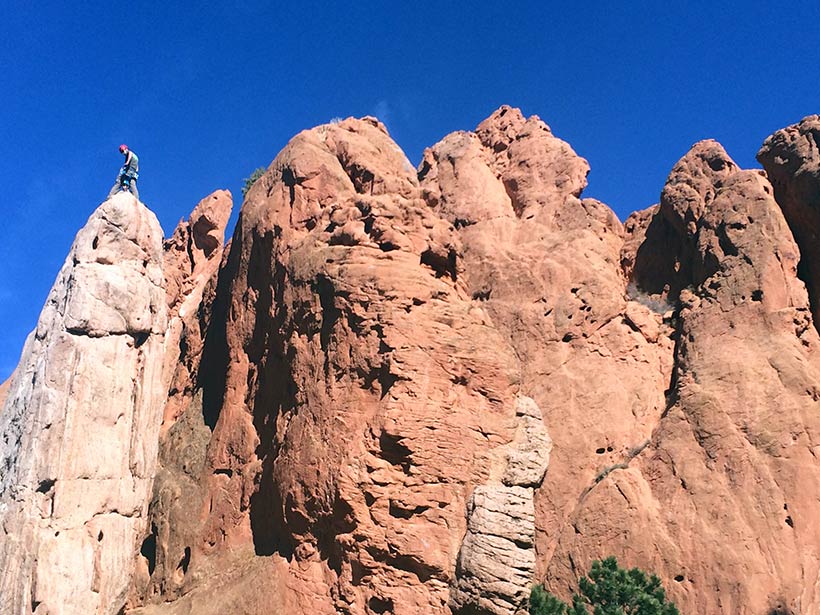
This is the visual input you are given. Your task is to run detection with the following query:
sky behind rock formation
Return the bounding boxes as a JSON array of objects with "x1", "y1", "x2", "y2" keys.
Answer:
[{"x1": 1, "y1": 1, "x2": 819, "y2": 380}]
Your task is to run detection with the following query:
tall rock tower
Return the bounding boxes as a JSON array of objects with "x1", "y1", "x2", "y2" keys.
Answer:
[{"x1": 0, "y1": 193, "x2": 168, "y2": 614}]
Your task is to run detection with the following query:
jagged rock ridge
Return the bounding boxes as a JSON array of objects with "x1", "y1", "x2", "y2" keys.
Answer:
[{"x1": 2, "y1": 108, "x2": 820, "y2": 615}]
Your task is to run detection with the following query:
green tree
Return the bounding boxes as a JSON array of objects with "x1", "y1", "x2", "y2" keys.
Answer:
[
  {"x1": 241, "y1": 167, "x2": 266, "y2": 196},
  {"x1": 530, "y1": 557, "x2": 679, "y2": 615}
]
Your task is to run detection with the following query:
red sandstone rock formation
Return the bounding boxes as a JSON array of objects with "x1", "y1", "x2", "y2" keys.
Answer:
[
  {"x1": 549, "y1": 142, "x2": 820, "y2": 614},
  {"x1": 4, "y1": 109, "x2": 820, "y2": 615}
]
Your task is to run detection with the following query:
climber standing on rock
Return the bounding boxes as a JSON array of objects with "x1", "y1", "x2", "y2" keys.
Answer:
[{"x1": 108, "y1": 144, "x2": 140, "y2": 200}]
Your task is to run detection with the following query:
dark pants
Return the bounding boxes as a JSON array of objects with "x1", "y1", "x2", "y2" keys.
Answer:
[{"x1": 108, "y1": 176, "x2": 139, "y2": 200}]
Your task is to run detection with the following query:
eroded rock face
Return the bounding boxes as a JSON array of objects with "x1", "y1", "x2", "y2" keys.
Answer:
[
  {"x1": 758, "y1": 115, "x2": 820, "y2": 329},
  {"x1": 127, "y1": 191, "x2": 233, "y2": 607},
  {"x1": 419, "y1": 106, "x2": 675, "y2": 601},
  {"x1": 202, "y1": 116, "x2": 530, "y2": 614},
  {"x1": 7, "y1": 110, "x2": 820, "y2": 615},
  {"x1": 548, "y1": 141, "x2": 820, "y2": 614},
  {"x1": 0, "y1": 193, "x2": 167, "y2": 615},
  {"x1": 450, "y1": 396, "x2": 552, "y2": 615}
]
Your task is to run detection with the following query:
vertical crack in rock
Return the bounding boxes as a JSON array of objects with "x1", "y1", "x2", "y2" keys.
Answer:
[
  {"x1": 0, "y1": 193, "x2": 168, "y2": 615},
  {"x1": 128, "y1": 191, "x2": 233, "y2": 608},
  {"x1": 450, "y1": 396, "x2": 552, "y2": 615}
]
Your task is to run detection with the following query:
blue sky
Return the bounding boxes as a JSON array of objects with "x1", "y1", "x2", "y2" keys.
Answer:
[{"x1": 2, "y1": 2, "x2": 819, "y2": 381}]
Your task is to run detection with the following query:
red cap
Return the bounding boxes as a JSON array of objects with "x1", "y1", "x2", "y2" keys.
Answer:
[{"x1": 119, "y1": 144, "x2": 128, "y2": 153}]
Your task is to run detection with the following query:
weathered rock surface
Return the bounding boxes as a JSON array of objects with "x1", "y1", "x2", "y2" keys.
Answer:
[
  {"x1": 0, "y1": 371, "x2": 13, "y2": 409},
  {"x1": 193, "y1": 116, "x2": 530, "y2": 614},
  {"x1": 126, "y1": 190, "x2": 232, "y2": 608},
  {"x1": 0, "y1": 193, "x2": 168, "y2": 615},
  {"x1": 419, "y1": 106, "x2": 675, "y2": 602},
  {"x1": 758, "y1": 115, "x2": 820, "y2": 330},
  {"x1": 5, "y1": 110, "x2": 820, "y2": 615},
  {"x1": 548, "y1": 139, "x2": 820, "y2": 614},
  {"x1": 450, "y1": 396, "x2": 552, "y2": 614}
]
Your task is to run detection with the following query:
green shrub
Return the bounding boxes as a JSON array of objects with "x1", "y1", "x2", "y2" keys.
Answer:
[
  {"x1": 530, "y1": 584, "x2": 570, "y2": 614},
  {"x1": 530, "y1": 557, "x2": 679, "y2": 615},
  {"x1": 241, "y1": 167, "x2": 266, "y2": 196}
]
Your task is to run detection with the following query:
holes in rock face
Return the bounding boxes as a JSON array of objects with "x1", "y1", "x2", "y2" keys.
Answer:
[
  {"x1": 131, "y1": 331, "x2": 149, "y2": 348},
  {"x1": 785, "y1": 515, "x2": 794, "y2": 528},
  {"x1": 140, "y1": 525, "x2": 158, "y2": 576},
  {"x1": 368, "y1": 596, "x2": 394, "y2": 614},
  {"x1": 768, "y1": 601, "x2": 795, "y2": 615},
  {"x1": 281, "y1": 166, "x2": 299, "y2": 204},
  {"x1": 97, "y1": 531, "x2": 104, "y2": 542},
  {"x1": 36, "y1": 478, "x2": 55, "y2": 493},
  {"x1": 562, "y1": 333, "x2": 573, "y2": 343},
  {"x1": 213, "y1": 468, "x2": 233, "y2": 478},
  {"x1": 472, "y1": 289, "x2": 491, "y2": 301},
  {"x1": 388, "y1": 501, "x2": 429, "y2": 520},
  {"x1": 191, "y1": 217, "x2": 220, "y2": 257},
  {"x1": 315, "y1": 275, "x2": 341, "y2": 352},
  {"x1": 717, "y1": 224, "x2": 739, "y2": 258},
  {"x1": 92, "y1": 236, "x2": 99, "y2": 250},
  {"x1": 378, "y1": 241, "x2": 400, "y2": 252},
  {"x1": 378, "y1": 431, "x2": 412, "y2": 473},
  {"x1": 420, "y1": 247, "x2": 458, "y2": 281},
  {"x1": 595, "y1": 448, "x2": 606, "y2": 455},
  {"x1": 364, "y1": 492, "x2": 376, "y2": 506},
  {"x1": 752, "y1": 289, "x2": 764, "y2": 302},
  {"x1": 178, "y1": 546, "x2": 191, "y2": 575},
  {"x1": 674, "y1": 574, "x2": 685, "y2": 582}
]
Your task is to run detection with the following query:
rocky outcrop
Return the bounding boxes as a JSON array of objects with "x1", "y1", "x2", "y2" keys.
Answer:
[
  {"x1": 450, "y1": 396, "x2": 552, "y2": 614},
  {"x1": 5, "y1": 110, "x2": 820, "y2": 615},
  {"x1": 758, "y1": 115, "x2": 820, "y2": 329},
  {"x1": 548, "y1": 140, "x2": 820, "y2": 613},
  {"x1": 127, "y1": 191, "x2": 233, "y2": 607},
  {"x1": 188, "y1": 116, "x2": 532, "y2": 614},
  {"x1": 419, "y1": 106, "x2": 674, "y2": 601},
  {"x1": 0, "y1": 193, "x2": 167, "y2": 615}
]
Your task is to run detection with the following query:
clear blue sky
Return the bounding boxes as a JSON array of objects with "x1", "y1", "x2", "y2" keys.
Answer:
[{"x1": 2, "y1": 1, "x2": 819, "y2": 381}]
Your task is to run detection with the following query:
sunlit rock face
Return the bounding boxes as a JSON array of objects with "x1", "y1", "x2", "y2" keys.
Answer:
[
  {"x1": 0, "y1": 193, "x2": 167, "y2": 614},
  {"x1": 550, "y1": 138, "x2": 820, "y2": 614},
  {"x1": 6, "y1": 112, "x2": 820, "y2": 615}
]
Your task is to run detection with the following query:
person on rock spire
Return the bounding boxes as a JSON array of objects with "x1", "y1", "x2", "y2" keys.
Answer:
[{"x1": 108, "y1": 144, "x2": 140, "y2": 200}]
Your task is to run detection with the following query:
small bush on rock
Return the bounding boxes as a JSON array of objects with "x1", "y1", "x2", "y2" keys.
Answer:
[
  {"x1": 530, "y1": 557, "x2": 679, "y2": 615},
  {"x1": 242, "y1": 167, "x2": 266, "y2": 196}
]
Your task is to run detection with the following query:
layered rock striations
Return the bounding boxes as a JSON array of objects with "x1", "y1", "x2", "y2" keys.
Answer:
[
  {"x1": 0, "y1": 193, "x2": 168, "y2": 614},
  {"x1": 4, "y1": 109, "x2": 820, "y2": 615}
]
